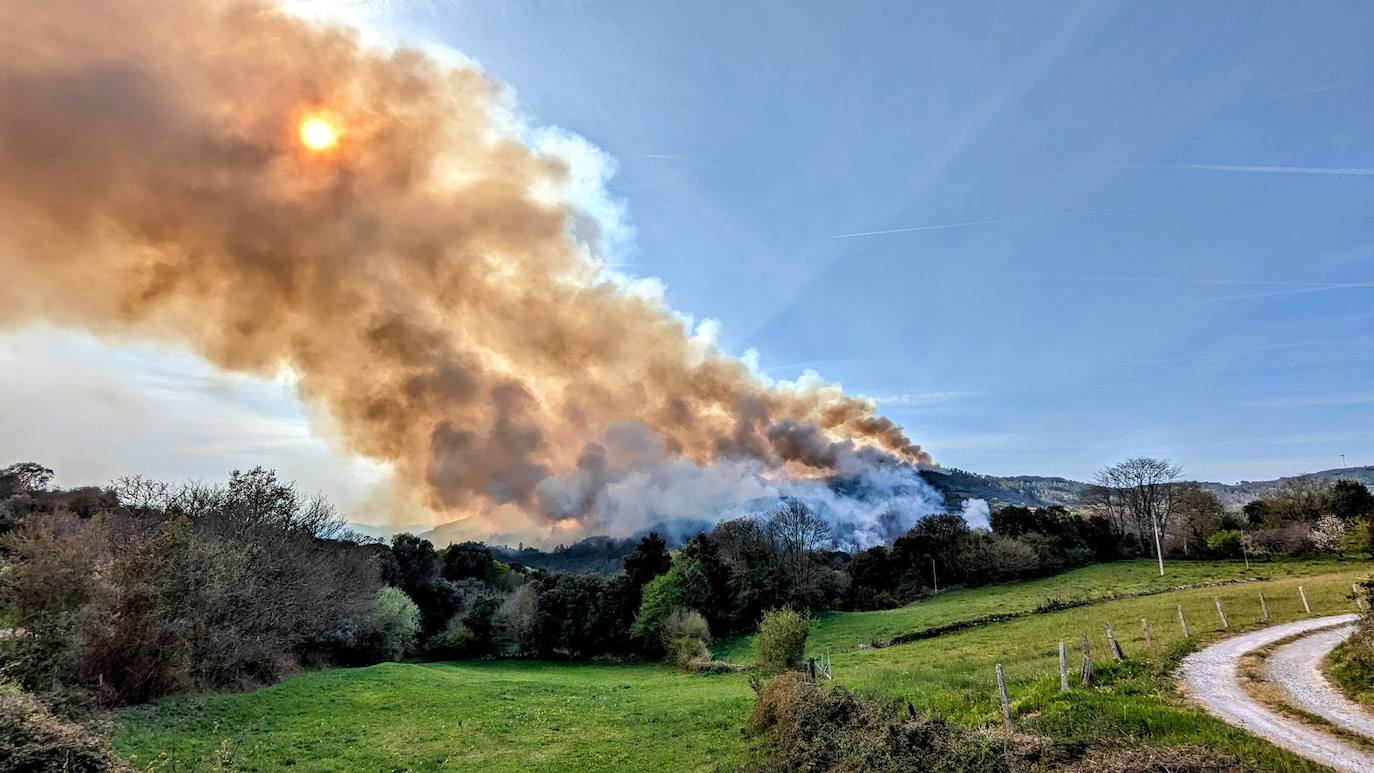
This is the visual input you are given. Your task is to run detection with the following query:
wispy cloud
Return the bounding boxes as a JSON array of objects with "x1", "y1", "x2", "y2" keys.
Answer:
[
  {"x1": 1163, "y1": 163, "x2": 1374, "y2": 176},
  {"x1": 1031, "y1": 273, "x2": 1372, "y2": 288},
  {"x1": 831, "y1": 206, "x2": 1136, "y2": 240},
  {"x1": 867, "y1": 391, "x2": 982, "y2": 406},
  {"x1": 999, "y1": 272, "x2": 1374, "y2": 303},
  {"x1": 1246, "y1": 392, "x2": 1374, "y2": 408}
]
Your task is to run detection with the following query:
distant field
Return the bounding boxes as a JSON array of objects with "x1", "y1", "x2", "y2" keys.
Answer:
[
  {"x1": 717, "y1": 557, "x2": 1355, "y2": 661},
  {"x1": 111, "y1": 558, "x2": 1370, "y2": 771}
]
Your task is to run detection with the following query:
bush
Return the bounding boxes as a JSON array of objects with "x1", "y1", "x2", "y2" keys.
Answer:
[
  {"x1": 370, "y1": 587, "x2": 421, "y2": 661},
  {"x1": 0, "y1": 684, "x2": 119, "y2": 772},
  {"x1": 1246, "y1": 524, "x2": 1313, "y2": 557},
  {"x1": 748, "y1": 671, "x2": 1010, "y2": 772},
  {"x1": 630, "y1": 566, "x2": 690, "y2": 646},
  {"x1": 661, "y1": 608, "x2": 710, "y2": 669},
  {"x1": 1205, "y1": 530, "x2": 1242, "y2": 559},
  {"x1": 425, "y1": 621, "x2": 476, "y2": 660},
  {"x1": 756, "y1": 609, "x2": 810, "y2": 671},
  {"x1": 1, "y1": 469, "x2": 381, "y2": 706}
]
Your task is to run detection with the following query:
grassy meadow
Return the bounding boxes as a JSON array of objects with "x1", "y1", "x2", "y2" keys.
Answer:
[{"x1": 111, "y1": 558, "x2": 1370, "y2": 771}]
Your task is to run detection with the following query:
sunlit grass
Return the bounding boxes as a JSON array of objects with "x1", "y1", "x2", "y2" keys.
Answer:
[{"x1": 111, "y1": 557, "x2": 1367, "y2": 771}]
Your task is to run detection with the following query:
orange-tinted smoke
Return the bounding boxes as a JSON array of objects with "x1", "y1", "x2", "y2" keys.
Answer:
[{"x1": 0, "y1": 0, "x2": 930, "y2": 534}]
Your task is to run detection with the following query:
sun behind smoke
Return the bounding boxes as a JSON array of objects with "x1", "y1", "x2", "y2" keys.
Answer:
[{"x1": 299, "y1": 116, "x2": 338, "y2": 151}]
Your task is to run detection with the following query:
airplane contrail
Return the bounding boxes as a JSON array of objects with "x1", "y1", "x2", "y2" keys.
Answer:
[
  {"x1": 830, "y1": 206, "x2": 1137, "y2": 239},
  {"x1": 1164, "y1": 164, "x2": 1374, "y2": 176}
]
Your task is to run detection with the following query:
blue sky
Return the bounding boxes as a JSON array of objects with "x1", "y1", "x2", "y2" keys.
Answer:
[{"x1": 3, "y1": 0, "x2": 1371, "y2": 507}]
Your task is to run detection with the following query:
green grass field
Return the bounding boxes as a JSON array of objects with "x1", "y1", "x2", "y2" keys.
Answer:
[{"x1": 111, "y1": 558, "x2": 1371, "y2": 771}]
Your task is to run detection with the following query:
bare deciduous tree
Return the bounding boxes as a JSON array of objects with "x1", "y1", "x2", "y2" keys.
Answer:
[
  {"x1": 1173, "y1": 484, "x2": 1226, "y2": 556},
  {"x1": 766, "y1": 500, "x2": 832, "y2": 601},
  {"x1": 1090, "y1": 457, "x2": 1182, "y2": 575}
]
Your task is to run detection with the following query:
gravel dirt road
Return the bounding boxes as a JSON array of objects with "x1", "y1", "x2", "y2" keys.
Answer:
[
  {"x1": 1179, "y1": 613, "x2": 1374, "y2": 772},
  {"x1": 1266, "y1": 623, "x2": 1374, "y2": 740}
]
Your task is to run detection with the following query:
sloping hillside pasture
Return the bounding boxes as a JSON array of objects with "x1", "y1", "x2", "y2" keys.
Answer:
[
  {"x1": 112, "y1": 559, "x2": 1366, "y2": 771},
  {"x1": 716, "y1": 557, "x2": 1352, "y2": 660}
]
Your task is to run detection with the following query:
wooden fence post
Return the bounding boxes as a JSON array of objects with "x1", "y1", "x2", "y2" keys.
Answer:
[
  {"x1": 1177, "y1": 604, "x2": 1190, "y2": 638},
  {"x1": 1105, "y1": 623, "x2": 1124, "y2": 660},
  {"x1": 996, "y1": 663, "x2": 1013, "y2": 734},
  {"x1": 1079, "y1": 636, "x2": 1093, "y2": 685},
  {"x1": 1259, "y1": 593, "x2": 1270, "y2": 621},
  {"x1": 1214, "y1": 597, "x2": 1229, "y2": 629},
  {"x1": 1299, "y1": 586, "x2": 1311, "y2": 614},
  {"x1": 1058, "y1": 641, "x2": 1070, "y2": 693},
  {"x1": 1140, "y1": 618, "x2": 1152, "y2": 649}
]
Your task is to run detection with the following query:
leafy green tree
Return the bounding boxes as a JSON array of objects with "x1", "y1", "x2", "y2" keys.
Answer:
[
  {"x1": 370, "y1": 587, "x2": 421, "y2": 661},
  {"x1": 441, "y1": 542, "x2": 498, "y2": 584},
  {"x1": 1206, "y1": 530, "x2": 1243, "y2": 559},
  {"x1": 1332, "y1": 480, "x2": 1374, "y2": 523},
  {"x1": 631, "y1": 566, "x2": 692, "y2": 646},
  {"x1": 388, "y1": 534, "x2": 461, "y2": 639}
]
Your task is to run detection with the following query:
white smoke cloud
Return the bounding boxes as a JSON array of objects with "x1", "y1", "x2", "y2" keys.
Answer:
[
  {"x1": 959, "y1": 498, "x2": 991, "y2": 530},
  {"x1": 535, "y1": 420, "x2": 946, "y2": 548}
]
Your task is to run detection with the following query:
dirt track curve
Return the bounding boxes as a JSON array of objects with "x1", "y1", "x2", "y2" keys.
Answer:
[{"x1": 1179, "y1": 613, "x2": 1374, "y2": 772}]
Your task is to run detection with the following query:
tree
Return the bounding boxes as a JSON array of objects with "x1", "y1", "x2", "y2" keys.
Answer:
[
  {"x1": 630, "y1": 563, "x2": 710, "y2": 649},
  {"x1": 370, "y1": 586, "x2": 421, "y2": 661},
  {"x1": 1261, "y1": 478, "x2": 1334, "y2": 523},
  {"x1": 765, "y1": 501, "x2": 832, "y2": 608},
  {"x1": 1089, "y1": 458, "x2": 1182, "y2": 575},
  {"x1": 1331, "y1": 480, "x2": 1374, "y2": 523},
  {"x1": 892, "y1": 513, "x2": 969, "y2": 589},
  {"x1": 1311, "y1": 514, "x2": 1347, "y2": 553},
  {"x1": 1172, "y1": 484, "x2": 1226, "y2": 555},
  {"x1": 388, "y1": 534, "x2": 461, "y2": 639},
  {"x1": 623, "y1": 532, "x2": 672, "y2": 589},
  {"x1": 441, "y1": 542, "x2": 498, "y2": 584},
  {"x1": 0, "y1": 462, "x2": 54, "y2": 498},
  {"x1": 710, "y1": 517, "x2": 787, "y2": 625}
]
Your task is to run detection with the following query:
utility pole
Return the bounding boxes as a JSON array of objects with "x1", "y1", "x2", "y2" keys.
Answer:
[
  {"x1": 931, "y1": 557, "x2": 939, "y2": 592},
  {"x1": 1152, "y1": 512, "x2": 1165, "y2": 576}
]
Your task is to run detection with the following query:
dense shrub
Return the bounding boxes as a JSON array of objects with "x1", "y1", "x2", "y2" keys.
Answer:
[
  {"x1": 0, "y1": 469, "x2": 380, "y2": 706},
  {"x1": 1206, "y1": 530, "x2": 1243, "y2": 558},
  {"x1": 756, "y1": 609, "x2": 810, "y2": 671},
  {"x1": 0, "y1": 684, "x2": 120, "y2": 772},
  {"x1": 661, "y1": 608, "x2": 711, "y2": 669},
  {"x1": 369, "y1": 587, "x2": 421, "y2": 661},
  {"x1": 1246, "y1": 524, "x2": 1314, "y2": 557},
  {"x1": 426, "y1": 621, "x2": 476, "y2": 660},
  {"x1": 748, "y1": 672, "x2": 1010, "y2": 772}
]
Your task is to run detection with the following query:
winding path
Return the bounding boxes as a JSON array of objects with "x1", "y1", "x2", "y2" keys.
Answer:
[
  {"x1": 1179, "y1": 613, "x2": 1374, "y2": 772},
  {"x1": 1266, "y1": 623, "x2": 1374, "y2": 741}
]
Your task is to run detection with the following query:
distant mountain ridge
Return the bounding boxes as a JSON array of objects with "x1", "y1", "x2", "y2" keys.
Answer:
[{"x1": 920, "y1": 465, "x2": 1374, "y2": 511}]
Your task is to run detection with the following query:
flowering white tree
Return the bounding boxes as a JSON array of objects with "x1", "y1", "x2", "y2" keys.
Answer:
[{"x1": 1310, "y1": 514, "x2": 1347, "y2": 553}]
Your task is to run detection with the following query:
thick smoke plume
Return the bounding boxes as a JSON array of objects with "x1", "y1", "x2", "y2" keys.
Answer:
[{"x1": 0, "y1": 0, "x2": 940, "y2": 542}]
